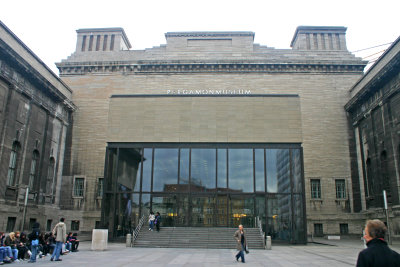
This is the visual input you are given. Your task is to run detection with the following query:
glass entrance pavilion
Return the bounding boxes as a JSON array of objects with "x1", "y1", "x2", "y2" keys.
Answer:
[{"x1": 101, "y1": 143, "x2": 306, "y2": 243}]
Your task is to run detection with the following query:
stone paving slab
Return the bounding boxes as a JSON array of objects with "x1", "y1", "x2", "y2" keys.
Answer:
[{"x1": 9, "y1": 241, "x2": 400, "y2": 267}]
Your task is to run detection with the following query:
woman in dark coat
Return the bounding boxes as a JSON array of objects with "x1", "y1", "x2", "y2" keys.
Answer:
[{"x1": 233, "y1": 224, "x2": 248, "y2": 263}]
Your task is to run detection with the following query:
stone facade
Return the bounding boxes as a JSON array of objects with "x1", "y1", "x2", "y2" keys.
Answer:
[
  {"x1": 56, "y1": 26, "x2": 369, "y2": 237},
  {"x1": 0, "y1": 21, "x2": 75, "y2": 232},
  {"x1": 346, "y1": 35, "x2": 400, "y2": 238}
]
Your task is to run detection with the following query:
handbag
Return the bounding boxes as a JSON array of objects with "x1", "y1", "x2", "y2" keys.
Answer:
[{"x1": 245, "y1": 245, "x2": 249, "y2": 254}]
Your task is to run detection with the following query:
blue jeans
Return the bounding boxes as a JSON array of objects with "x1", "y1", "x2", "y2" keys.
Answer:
[
  {"x1": 30, "y1": 245, "x2": 38, "y2": 262},
  {"x1": 52, "y1": 241, "x2": 63, "y2": 260},
  {"x1": 0, "y1": 247, "x2": 5, "y2": 262},
  {"x1": 65, "y1": 242, "x2": 71, "y2": 251},
  {"x1": 11, "y1": 248, "x2": 18, "y2": 259},
  {"x1": 149, "y1": 220, "x2": 154, "y2": 229},
  {"x1": 236, "y1": 244, "x2": 245, "y2": 263},
  {"x1": 3, "y1": 246, "x2": 12, "y2": 258}
]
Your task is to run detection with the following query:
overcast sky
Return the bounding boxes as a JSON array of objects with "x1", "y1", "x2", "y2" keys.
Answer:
[{"x1": 1, "y1": 0, "x2": 399, "y2": 74}]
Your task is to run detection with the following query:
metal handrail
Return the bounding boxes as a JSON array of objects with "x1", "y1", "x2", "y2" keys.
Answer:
[
  {"x1": 132, "y1": 215, "x2": 146, "y2": 246},
  {"x1": 256, "y1": 216, "x2": 266, "y2": 249}
]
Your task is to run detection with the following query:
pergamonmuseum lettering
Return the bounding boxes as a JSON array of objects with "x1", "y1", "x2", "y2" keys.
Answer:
[{"x1": 166, "y1": 89, "x2": 252, "y2": 95}]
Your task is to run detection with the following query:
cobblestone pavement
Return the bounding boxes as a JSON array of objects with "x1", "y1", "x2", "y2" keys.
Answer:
[{"x1": 9, "y1": 239, "x2": 400, "y2": 267}]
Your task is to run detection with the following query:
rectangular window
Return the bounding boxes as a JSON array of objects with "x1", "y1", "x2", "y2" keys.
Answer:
[
  {"x1": 340, "y1": 223, "x2": 349, "y2": 235},
  {"x1": 46, "y1": 219, "x2": 52, "y2": 232},
  {"x1": 310, "y1": 179, "x2": 321, "y2": 199},
  {"x1": 71, "y1": 220, "x2": 80, "y2": 231},
  {"x1": 7, "y1": 148, "x2": 18, "y2": 185},
  {"x1": 110, "y1": 34, "x2": 115, "y2": 51},
  {"x1": 6, "y1": 217, "x2": 16, "y2": 232},
  {"x1": 335, "y1": 179, "x2": 346, "y2": 199},
  {"x1": 97, "y1": 178, "x2": 104, "y2": 198},
  {"x1": 95, "y1": 35, "x2": 101, "y2": 51},
  {"x1": 29, "y1": 218, "x2": 37, "y2": 230},
  {"x1": 73, "y1": 177, "x2": 85, "y2": 197},
  {"x1": 314, "y1": 223, "x2": 323, "y2": 237},
  {"x1": 88, "y1": 35, "x2": 94, "y2": 51}
]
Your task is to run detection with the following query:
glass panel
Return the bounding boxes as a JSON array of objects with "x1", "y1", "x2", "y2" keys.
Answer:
[
  {"x1": 256, "y1": 195, "x2": 266, "y2": 233},
  {"x1": 153, "y1": 149, "x2": 179, "y2": 192},
  {"x1": 229, "y1": 195, "x2": 254, "y2": 228},
  {"x1": 217, "y1": 149, "x2": 227, "y2": 191},
  {"x1": 142, "y1": 149, "x2": 152, "y2": 192},
  {"x1": 293, "y1": 194, "x2": 306, "y2": 243},
  {"x1": 176, "y1": 195, "x2": 189, "y2": 226},
  {"x1": 255, "y1": 149, "x2": 265, "y2": 192},
  {"x1": 267, "y1": 194, "x2": 292, "y2": 241},
  {"x1": 152, "y1": 195, "x2": 177, "y2": 227},
  {"x1": 216, "y1": 195, "x2": 228, "y2": 226},
  {"x1": 141, "y1": 194, "x2": 151, "y2": 217},
  {"x1": 114, "y1": 193, "x2": 139, "y2": 237},
  {"x1": 191, "y1": 196, "x2": 215, "y2": 226},
  {"x1": 228, "y1": 149, "x2": 253, "y2": 193},
  {"x1": 117, "y1": 148, "x2": 142, "y2": 192},
  {"x1": 191, "y1": 149, "x2": 216, "y2": 192},
  {"x1": 292, "y1": 149, "x2": 302, "y2": 193},
  {"x1": 101, "y1": 193, "x2": 114, "y2": 233},
  {"x1": 179, "y1": 148, "x2": 189, "y2": 192},
  {"x1": 105, "y1": 148, "x2": 117, "y2": 192},
  {"x1": 267, "y1": 149, "x2": 290, "y2": 193}
]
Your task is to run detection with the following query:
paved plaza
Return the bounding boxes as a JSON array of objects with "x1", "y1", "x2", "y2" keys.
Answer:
[{"x1": 9, "y1": 239, "x2": 400, "y2": 267}]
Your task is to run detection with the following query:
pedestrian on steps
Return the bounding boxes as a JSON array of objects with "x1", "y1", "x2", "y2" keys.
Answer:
[
  {"x1": 149, "y1": 211, "x2": 155, "y2": 231},
  {"x1": 155, "y1": 212, "x2": 161, "y2": 232}
]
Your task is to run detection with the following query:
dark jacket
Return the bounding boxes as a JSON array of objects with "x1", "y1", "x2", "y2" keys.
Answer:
[
  {"x1": 28, "y1": 222, "x2": 40, "y2": 242},
  {"x1": 356, "y1": 238, "x2": 400, "y2": 267},
  {"x1": 4, "y1": 236, "x2": 17, "y2": 248}
]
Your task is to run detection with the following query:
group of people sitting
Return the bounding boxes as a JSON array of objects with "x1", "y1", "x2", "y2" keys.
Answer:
[{"x1": 0, "y1": 218, "x2": 79, "y2": 264}]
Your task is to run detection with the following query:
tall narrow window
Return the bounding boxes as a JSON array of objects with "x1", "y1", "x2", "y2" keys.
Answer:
[
  {"x1": 46, "y1": 157, "x2": 55, "y2": 194},
  {"x1": 81, "y1": 35, "x2": 87, "y2": 51},
  {"x1": 314, "y1": 223, "x2": 323, "y2": 237},
  {"x1": 95, "y1": 35, "x2": 101, "y2": 51},
  {"x1": 335, "y1": 179, "x2": 346, "y2": 199},
  {"x1": 110, "y1": 34, "x2": 115, "y2": 51},
  {"x1": 88, "y1": 35, "x2": 94, "y2": 51},
  {"x1": 103, "y1": 35, "x2": 108, "y2": 51},
  {"x1": 97, "y1": 178, "x2": 104, "y2": 198},
  {"x1": 73, "y1": 177, "x2": 85, "y2": 197},
  {"x1": 310, "y1": 179, "x2": 321, "y2": 199},
  {"x1": 7, "y1": 141, "x2": 21, "y2": 186},
  {"x1": 29, "y1": 150, "x2": 40, "y2": 190}
]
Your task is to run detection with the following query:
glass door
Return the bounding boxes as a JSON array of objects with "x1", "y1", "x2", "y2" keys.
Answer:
[
  {"x1": 216, "y1": 194, "x2": 228, "y2": 227},
  {"x1": 229, "y1": 195, "x2": 254, "y2": 228},
  {"x1": 190, "y1": 195, "x2": 215, "y2": 226}
]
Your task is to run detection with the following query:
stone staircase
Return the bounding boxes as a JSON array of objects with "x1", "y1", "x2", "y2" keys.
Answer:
[{"x1": 134, "y1": 227, "x2": 265, "y2": 249}]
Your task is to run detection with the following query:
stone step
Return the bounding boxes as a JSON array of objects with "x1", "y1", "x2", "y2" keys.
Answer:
[{"x1": 134, "y1": 227, "x2": 265, "y2": 249}]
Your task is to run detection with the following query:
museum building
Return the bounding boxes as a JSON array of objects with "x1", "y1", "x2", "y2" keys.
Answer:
[{"x1": 53, "y1": 26, "x2": 370, "y2": 243}]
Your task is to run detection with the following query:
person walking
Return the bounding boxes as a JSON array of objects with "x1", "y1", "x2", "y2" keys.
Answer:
[
  {"x1": 356, "y1": 219, "x2": 400, "y2": 267},
  {"x1": 51, "y1": 218, "x2": 66, "y2": 262},
  {"x1": 28, "y1": 222, "x2": 40, "y2": 263},
  {"x1": 155, "y1": 212, "x2": 161, "y2": 232},
  {"x1": 234, "y1": 224, "x2": 248, "y2": 263},
  {"x1": 148, "y1": 211, "x2": 155, "y2": 231}
]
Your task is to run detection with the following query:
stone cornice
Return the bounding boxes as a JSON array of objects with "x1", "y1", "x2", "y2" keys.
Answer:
[{"x1": 58, "y1": 62, "x2": 365, "y2": 76}]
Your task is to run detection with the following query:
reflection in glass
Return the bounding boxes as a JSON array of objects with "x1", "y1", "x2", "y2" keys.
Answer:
[
  {"x1": 114, "y1": 193, "x2": 139, "y2": 237},
  {"x1": 228, "y1": 149, "x2": 253, "y2": 192},
  {"x1": 117, "y1": 148, "x2": 142, "y2": 192},
  {"x1": 141, "y1": 194, "x2": 151, "y2": 217},
  {"x1": 293, "y1": 194, "x2": 305, "y2": 243},
  {"x1": 191, "y1": 149, "x2": 216, "y2": 192},
  {"x1": 141, "y1": 149, "x2": 152, "y2": 192},
  {"x1": 176, "y1": 195, "x2": 189, "y2": 226},
  {"x1": 152, "y1": 196, "x2": 176, "y2": 227},
  {"x1": 106, "y1": 148, "x2": 117, "y2": 192},
  {"x1": 179, "y1": 149, "x2": 189, "y2": 186},
  {"x1": 216, "y1": 195, "x2": 227, "y2": 226},
  {"x1": 153, "y1": 149, "x2": 178, "y2": 192},
  {"x1": 230, "y1": 195, "x2": 254, "y2": 227},
  {"x1": 191, "y1": 196, "x2": 215, "y2": 226},
  {"x1": 217, "y1": 149, "x2": 227, "y2": 190},
  {"x1": 267, "y1": 194, "x2": 292, "y2": 241},
  {"x1": 255, "y1": 149, "x2": 265, "y2": 192},
  {"x1": 292, "y1": 149, "x2": 302, "y2": 193},
  {"x1": 267, "y1": 149, "x2": 290, "y2": 193},
  {"x1": 256, "y1": 196, "x2": 266, "y2": 232}
]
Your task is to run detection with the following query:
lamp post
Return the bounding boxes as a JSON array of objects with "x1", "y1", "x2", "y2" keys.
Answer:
[
  {"x1": 21, "y1": 187, "x2": 29, "y2": 231},
  {"x1": 383, "y1": 190, "x2": 392, "y2": 245}
]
